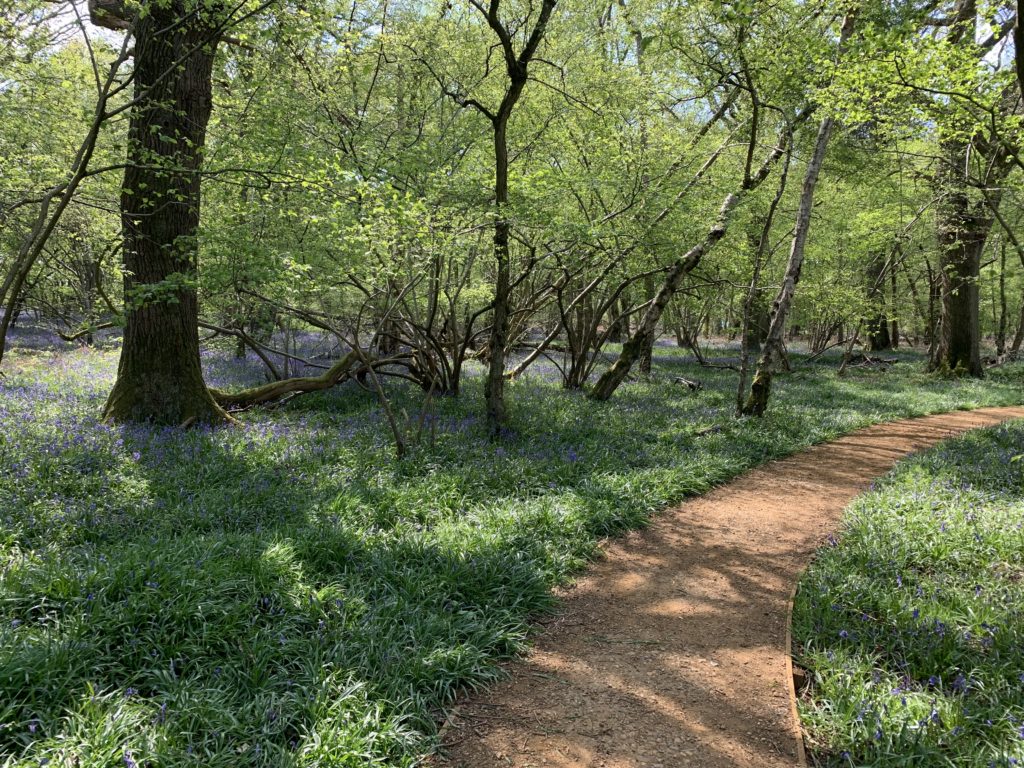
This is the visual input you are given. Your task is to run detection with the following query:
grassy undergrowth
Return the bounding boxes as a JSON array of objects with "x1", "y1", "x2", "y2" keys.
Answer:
[
  {"x1": 794, "y1": 422, "x2": 1024, "y2": 767},
  {"x1": 0, "y1": 340, "x2": 1021, "y2": 766}
]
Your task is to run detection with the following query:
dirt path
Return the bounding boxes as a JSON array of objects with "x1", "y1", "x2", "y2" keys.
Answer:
[{"x1": 432, "y1": 406, "x2": 1024, "y2": 768}]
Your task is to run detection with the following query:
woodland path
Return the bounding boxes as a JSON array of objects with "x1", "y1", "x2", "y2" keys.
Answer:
[{"x1": 432, "y1": 406, "x2": 1024, "y2": 768}]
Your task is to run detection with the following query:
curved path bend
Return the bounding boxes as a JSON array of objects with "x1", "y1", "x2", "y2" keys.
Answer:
[{"x1": 433, "y1": 406, "x2": 1024, "y2": 768}]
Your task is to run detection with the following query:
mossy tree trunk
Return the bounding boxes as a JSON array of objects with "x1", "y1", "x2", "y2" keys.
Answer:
[
  {"x1": 866, "y1": 254, "x2": 892, "y2": 352},
  {"x1": 104, "y1": 1, "x2": 226, "y2": 424}
]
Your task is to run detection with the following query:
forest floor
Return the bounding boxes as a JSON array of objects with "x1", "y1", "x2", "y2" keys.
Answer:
[
  {"x1": 432, "y1": 406, "x2": 1024, "y2": 768},
  {"x1": 2, "y1": 331, "x2": 1024, "y2": 766}
]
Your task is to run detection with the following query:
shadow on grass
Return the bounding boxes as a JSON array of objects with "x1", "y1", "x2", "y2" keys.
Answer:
[
  {"x1": 0, "y1": 430, "x2": 559, "y2": 766},
  {"x1": 0, "y1": 345, "x2": 1022, "y2": 766}
]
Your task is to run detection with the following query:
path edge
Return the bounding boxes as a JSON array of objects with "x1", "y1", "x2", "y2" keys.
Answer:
[
  {"x1": 782, "y1": 407, "x2": 1024, "y2": 768},
  {"x1": 786, "y1": 573, "x2": 808, "y2": 768}
]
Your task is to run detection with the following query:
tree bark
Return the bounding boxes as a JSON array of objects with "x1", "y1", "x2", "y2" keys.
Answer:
[
  {"x1": 473, "y1": 0, "x2": 556, "y2": 437},
  {"x1": 104, "y1": 1, "x2": 226, "y2": 424},
  {"x1": 927, "y1": 0, "x2": 1008, "y2": 377},
  {"x1": 588, "y1": 110, "x2": 805, "y2": 402},
  {"x1": 866, "y1": 254, "x2": 892, "y2": 352}
]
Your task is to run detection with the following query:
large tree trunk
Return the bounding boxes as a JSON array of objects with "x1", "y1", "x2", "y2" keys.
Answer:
[
  {"x1": 929, "y1": 177, "x2": 991, "y2": 376},
  {"x1": 104, "y1": 2, "x2": 226, "y2": 424},
  {"x1": 927, "y1": 0, "x2": 1009, "y2": 378}
]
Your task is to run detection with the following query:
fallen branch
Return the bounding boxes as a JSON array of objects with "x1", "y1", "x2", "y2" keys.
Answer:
[
  {"x1": 209, "y1": 351, "x2": 369, "y2": 408},
  {"x1": 57, "y1": 321, "x2": 116, "y2": 342},
  {"x1": 674, "y1": 376, "x2": 704, "y2": 391},
  {"x1": 198, "y1": 320, "x2": 284, "y2": 381}
]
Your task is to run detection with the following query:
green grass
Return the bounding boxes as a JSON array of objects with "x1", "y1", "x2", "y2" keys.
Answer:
[
  {"x1": 793, "y1": 421, "x2": 1024, "y2": 767},
  {"x1": 0, "y1": 341, "x2": 1022, "y2": 766}
]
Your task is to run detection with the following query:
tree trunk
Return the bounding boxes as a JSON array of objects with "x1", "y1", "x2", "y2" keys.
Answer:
[
  {"x1": 925, "y1": 258, "x2": 940, "y2": 359},
  {"x1": 104, "y1": 2, "x2": 226, "y2": 424},
  {"x1": 737, "y1": 150, "x2": 792, "y2": 417},
  {"x1": 996, "y1": 239, "x2": 1007, "y2": 357},
  {"x1": 1011, "y1": 300, "x2": 1024, "y2": 355},
  {"x1": 865, "y1": 254, "x2": 892, "y2": 352},
  {"x1": 638, "y1": 273, "x2": 656, "y2": 373},
  {"x1": 889, "y1": 264, "x2": 899, "y2": 349},
  {"x1": 1015, "y1": 0, "x2": 1024, "y2": 97},
  {"x1": 607, "y1": 297, "x2": 626, "y2": 343},
  {"x1": 743, "y1": 13, "x2": 852, "y2": 417},
  {"x1": 927, "y1": 0, "x2": 1006, "y2": 378},
  {"x1": 477, "y1": 0, "x2": 555, "y2": 437},
  {"x1": 930, "y1": 180, "x2": 990, "y2": 376},
  {"x1": 588, "y1": 110, "x2": 803, "y2": 402}
]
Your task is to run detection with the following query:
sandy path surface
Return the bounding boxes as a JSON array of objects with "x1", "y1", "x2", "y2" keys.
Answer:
[{"x1": 432, "y1": 406, "x2": 1024, "y2": 768}]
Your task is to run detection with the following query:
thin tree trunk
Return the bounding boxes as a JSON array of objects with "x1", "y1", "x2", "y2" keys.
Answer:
[
  {"x1": 589, "y1": 111, "x2": 806, "y2": 402},
  {"x1": 996, "y1": 239, "x2": 1008, "y2": 356},
  {"x1": 889, "y1": 262, "x2": 899, "y2": 349},
  {"x1": 638, "y1": 274, "x2": 656, "y2": 373},
  {"x1": 743, "y1": 12, "x2": 855, "y2": 415},
  {"x1": 475, "y1": 0, "x2": 555, "y2": 437},
  {"x1": 736, "y1": 146, "x2": 792, "y2": 417},
  {"x1": 743, "y1": 16, "x2": 854, "y2": 415},
  {"x1": 1015, "y1": 0, "x2": 1024, "y2": 96},
  {"x1": 1011, "y1": 300, "x2": 1024, "y2": 355},
  {"x1": 866, "y1": 254, "x2": 892, "y2": 352},
  {"x1": 743, "y1": 110, "x2": 839, "y2": 415}
]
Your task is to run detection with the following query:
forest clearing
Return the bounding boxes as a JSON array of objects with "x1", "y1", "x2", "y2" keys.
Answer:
[{"x1": 3, "y1": 0, "x2": 1024, "y2": 766}]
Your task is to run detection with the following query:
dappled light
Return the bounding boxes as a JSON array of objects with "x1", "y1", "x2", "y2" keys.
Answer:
[{"x1": 4, "y1": 0, "x2": 1024, "y2": 765}]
